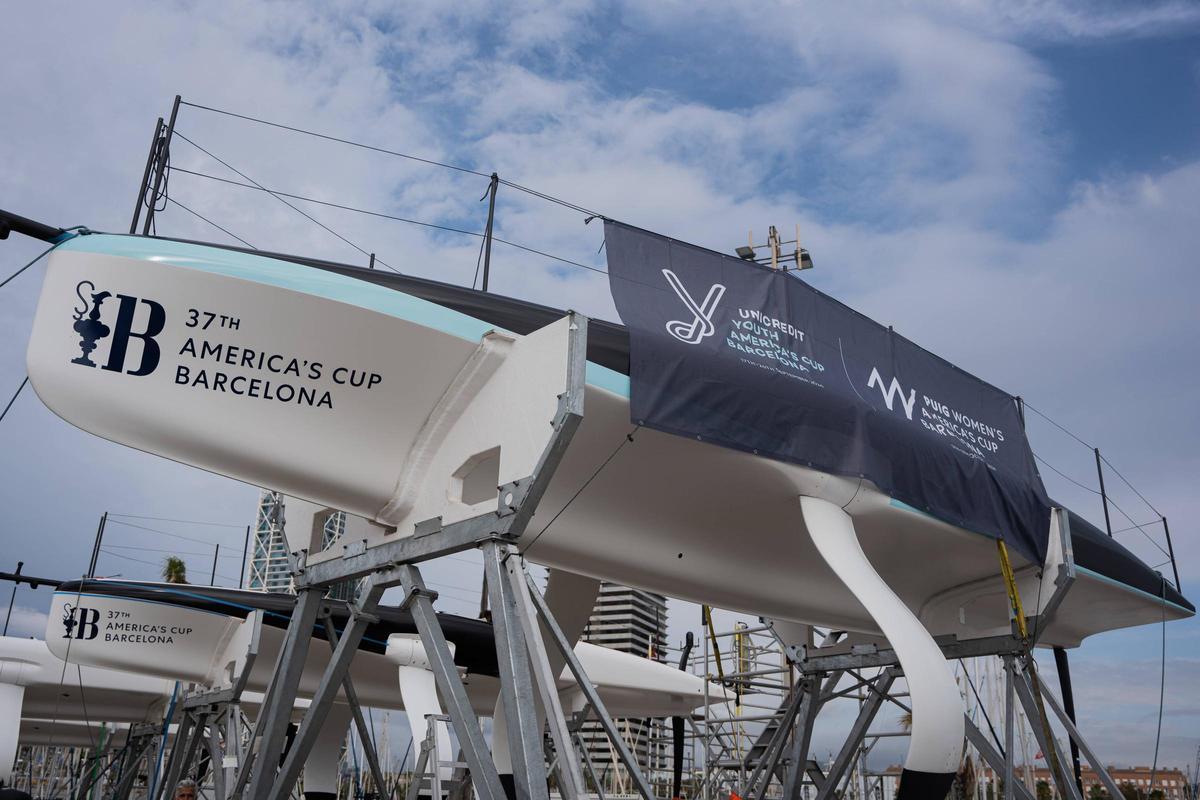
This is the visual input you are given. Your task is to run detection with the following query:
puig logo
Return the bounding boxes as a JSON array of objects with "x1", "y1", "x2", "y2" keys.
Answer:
[
  {"x1": 867, "y1": 367, "x2": 916, "y2": 421},
  {"x1": 62, "y1": 603, "x2": 100, "y2": 640},
  {"x1": 662, "y1": 269, "x2": 725, "y2": 345},
  {"x1": 70, "y1": 280, "x2": 166, "y2": 376}
]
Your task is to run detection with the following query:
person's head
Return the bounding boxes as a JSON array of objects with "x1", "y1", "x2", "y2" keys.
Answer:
[{"x1": 174, "y1": 779, "x2": 197, "y2": 800}]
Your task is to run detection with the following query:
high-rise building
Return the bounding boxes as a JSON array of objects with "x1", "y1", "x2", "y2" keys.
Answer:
[
  {"x1": 582, "y1": 583, "x2": 668, "y2": 659},
  {"x1": 243, "y1": 490, "x2": 357, "y2": 601},
  {"x1": 245, "y1": 490, "x2": 293, "y2": 593},
  {"x1": 578, "y1": 582, "x2": 669, "y2": 793}
]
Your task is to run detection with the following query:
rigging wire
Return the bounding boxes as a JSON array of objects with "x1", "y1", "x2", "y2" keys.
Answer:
[
  {"x1": 172, "y1": 130, "x2": 399, "y2": 273},
  {"x1": 1032, "y1": 453, "x2": 1099, "y2": 495},
  {"x1": 45, "y1": 581, "x2": 93, "y2": 753},
  {"x1": 1024, "y1": 402, "x2": 1173, "y2": 567},
  {"x1": 470, "y1": 231, "x2": 487, "y2": 290},
  {"x1": 107, "y1": 513, "x2": 246, "y2": 528},
  {"x1": 1033, "y1": 451, "x2": 1171, "y2": 560},
  {"x1": 1099, "y1": 453, "x2": 1163, "y2": 519},
  {"x1": 495, "y1": 176, "x2": 602, "y2": 218},
  {"x1": 1105, "y1": 495, "x2": 1172, "y2": 560},
  {"x1": 1111, "y1": 519, "x2": 1167, "y2": 537},
  {"x1": 1149, "y1": 574, "x2": 1167, "y2": 795},
  {"x1": 146, "y1": 137, "x2": 172, "y2": 219},
  {"x1": 1029, "y1": 417, "x2": 1173, "y2": 569},
  {"x1": 74, "y1": 664, "x2": 98, "y2": 752},
  {"x1": 171, "y1": 167, "x2": 480, "y2": 238},
  {"x1": 960, "y1": 660, "x2": 1004, "y2": 755},
  {"x1": 103, "y1": 542, "x2": 241, "y2": 559},
  {"x1": 0, "y1": 376, "x2": 28, "y2": 425},
  {"x1": 1021, "y1": 401, "x2": 1093, "y2": 450},
  {"x1": 470, "y1": 185, "x2": 490, "y2": 290},
  {"x1": 99, "y1": 548, "x2": 240, "y2": 584},
  {"x1": 524, "y1": 426, "x2": 639, "y2": 551},
  {"x1": 179, "y1": 99, "x2": 606, "y2": 217},
  {"x1": 170, "y1": 165, "x2": 607, "y2": 275},
  {"x1": 1, "y1": 242, "x2": 59, "y2": 290},
  {"x1": 166, "y1": 196, "x2": 257, "y2": 250},
  {"x1": 98, "y1": 549, "x2": 162, "y2": 569},
  {"x1": 105, "y1": 518, "x2": 244, "y2": 546},
  {"x1": 180, "y1": 100, "x2": 491, "y2": 179}
]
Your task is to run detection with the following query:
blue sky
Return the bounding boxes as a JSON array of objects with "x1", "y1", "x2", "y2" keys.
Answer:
[
  {"x1": 2, "y1": 0, "x2": 1198, "y2": 773},
  {"x1": 1043, "y1": 33, "x2": 1200, "y2": 175}
]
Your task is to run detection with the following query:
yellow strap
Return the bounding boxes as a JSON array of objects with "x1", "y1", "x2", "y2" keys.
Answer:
[
  {"x1": 998, "y1": 541, "x2": 1071, "y2": 789},
  {"x1": 703, "y1": 605, "x2": 726, "y2": 681},
  {"x1": 996, "y1": 539, "x2": 1029, "y2": 640}
]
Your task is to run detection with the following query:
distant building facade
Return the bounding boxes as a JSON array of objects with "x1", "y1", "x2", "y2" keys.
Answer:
[
  {"x1": 877, "y1": 763, "x2": 1193, "y2": 800},
  {"x1": 245, "y1": 490, "x2": 292, "y2": 593},
  {"x1": 578, "y1": 582, "x2": 669, "y2": 793},
  {"x1": 582, "y1": 582, "x2": 668, "y2": 659},
  {"x1": 244, "y1": 489, "x2": 356, "y2": 600}
]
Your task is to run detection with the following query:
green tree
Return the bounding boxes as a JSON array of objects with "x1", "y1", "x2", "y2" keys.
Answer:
[
  {"x1": 162, "y1": 556, "x2": 188, "y2": 584},
  {"x1": 1088, "y1": 783, "x2": 1110, "y2": 799},
  {"x1": 1119, "y1": 782, "x2": 1138, "y2": 800},
  {"x1": 1036, "y1": 779, "x2": 1053, "y2": 800}
]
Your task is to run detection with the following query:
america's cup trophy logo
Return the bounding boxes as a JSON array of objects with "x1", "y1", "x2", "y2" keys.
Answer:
[
  {"x1": 61, "y1": 603, "x2": 100, "y2": 640},
  {"x1": 61, "y1": 603, "x2": 77, "y2": 638},
  {"x1": 70, "y1": 280, "x2": 112, "y2": 367}
]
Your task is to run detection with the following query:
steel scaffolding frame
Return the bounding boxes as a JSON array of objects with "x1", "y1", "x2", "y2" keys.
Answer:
[
  {"x1": 216, "y1": 312, "x2": 657, "y2": 800},
  {"x1": 683, "y1": 508, "x2": 1129, "y2": 800}
]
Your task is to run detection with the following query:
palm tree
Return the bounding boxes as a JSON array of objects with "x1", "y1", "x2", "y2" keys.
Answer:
[{"x1": 162, "y1": 556, "x2": 188, "y2": 584}]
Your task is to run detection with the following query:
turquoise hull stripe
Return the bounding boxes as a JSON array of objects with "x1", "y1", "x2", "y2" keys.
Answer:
[
  {"x1": 887, "y1": 498, "x2": 1189, "y2": 612},
  {"x1": 1074, "y1": 565, "x2": 1191, "y2": 615},
  {"x1": 54, "y1": 590, "x2": 232, "y2": 619},
  {"x1": 54, "y1": 237, "x2": 1188, "y2": 617},
  {"x1": 888, "y1": 497, "x2": 993, "y2": 541},
  {"x1": 59, "y1": 234, "x2": 632, "y2": 398},
  {"x1": 54, "y1": 587, "x2": 393, "y2": 646}
]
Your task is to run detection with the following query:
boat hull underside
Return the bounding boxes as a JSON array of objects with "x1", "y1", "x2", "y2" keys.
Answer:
[{"x1": 26, "y1": 240, "x2": 1191, "y2": 650}]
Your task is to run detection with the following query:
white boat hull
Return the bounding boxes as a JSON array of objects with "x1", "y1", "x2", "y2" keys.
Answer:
[
  {"x1": 39, "y1": 590, "x2": 717, "y2": 718},
  {"x1": 23, "y1": 237, "x2": 1191, "y2": 650}
]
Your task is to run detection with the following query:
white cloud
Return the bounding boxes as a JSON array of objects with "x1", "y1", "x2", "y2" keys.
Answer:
[
  {"x1": 1, "y1": 0, "x2": 1197, "y2": 771},
  {"x1": 948, "y1": 0, "x2": 1200, "y2": 40},
  {"x1": 3, "y1": 605, "x2": 49, "y2": 639}
]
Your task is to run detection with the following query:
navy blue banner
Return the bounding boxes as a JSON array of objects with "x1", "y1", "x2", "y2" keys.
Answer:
[{"x1": 605, "y1": 221, "x2": 1051, "y2": 563}]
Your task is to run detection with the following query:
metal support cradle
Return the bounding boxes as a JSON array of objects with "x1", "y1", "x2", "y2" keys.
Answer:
[
  {"x1": 215, "y1": 312, "x2": 658, "y2": 800},
  {"x1": 719, "y1": 508, "x2": 1129, "y2": 800}
]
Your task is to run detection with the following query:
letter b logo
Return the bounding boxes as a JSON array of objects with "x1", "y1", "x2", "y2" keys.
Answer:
[
  {"x1": 70, "y1": 284, "x2": 165, "y2": 376},
  {"x1": 100, "y1": 295, "x2": 166, "y2": 376},
  {"x1": 64, "y1": 606, "x2": 100, "y2": 640}
]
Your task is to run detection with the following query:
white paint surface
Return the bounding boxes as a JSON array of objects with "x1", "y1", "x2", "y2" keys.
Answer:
[
  {"x1": 802, "y1": 495, "x2": 963, "y2": 774},
  {"x1": 0, "y1": 683, "x2": 25, "y2": 782},
  {"x1": 388, "y1": 635, "x2": 454, "y2": 781}
]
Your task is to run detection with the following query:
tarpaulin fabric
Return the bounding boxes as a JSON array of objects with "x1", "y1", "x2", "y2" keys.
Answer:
[{"x1": 604, "y1": 220, "x2": 1051, "y2": 563}]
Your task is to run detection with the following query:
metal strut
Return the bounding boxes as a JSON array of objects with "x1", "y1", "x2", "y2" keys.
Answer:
[
  {"x1": 263, "y1": 581, "x2": 387, "y2": 800},
  {"x1": 240, "y1": 312, "x2": 589, "y2": 800},
  {"x1": 243, "y1": 588, "x2": 323, "y2": 800},
  {"x1": 521, "y1": 567, "x2": 657, "y2": 800},
  {"x1": 321, "y1": 612, "x2": 389, "y2": 797},
  {"x1": 749, "y1": 507, "x2": 1115, "y2": 800},
  {"x1": 483, "y1": 541, "x2": 549, "y2": 800}
]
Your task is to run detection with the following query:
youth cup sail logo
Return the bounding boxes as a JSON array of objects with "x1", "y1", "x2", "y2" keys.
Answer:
[
  {"x1": 70, "y1": 280, "x2": 166, "y2": 376},
  {"x1": 662, "y1": 269, "x2": 726, "y2": 345}
]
